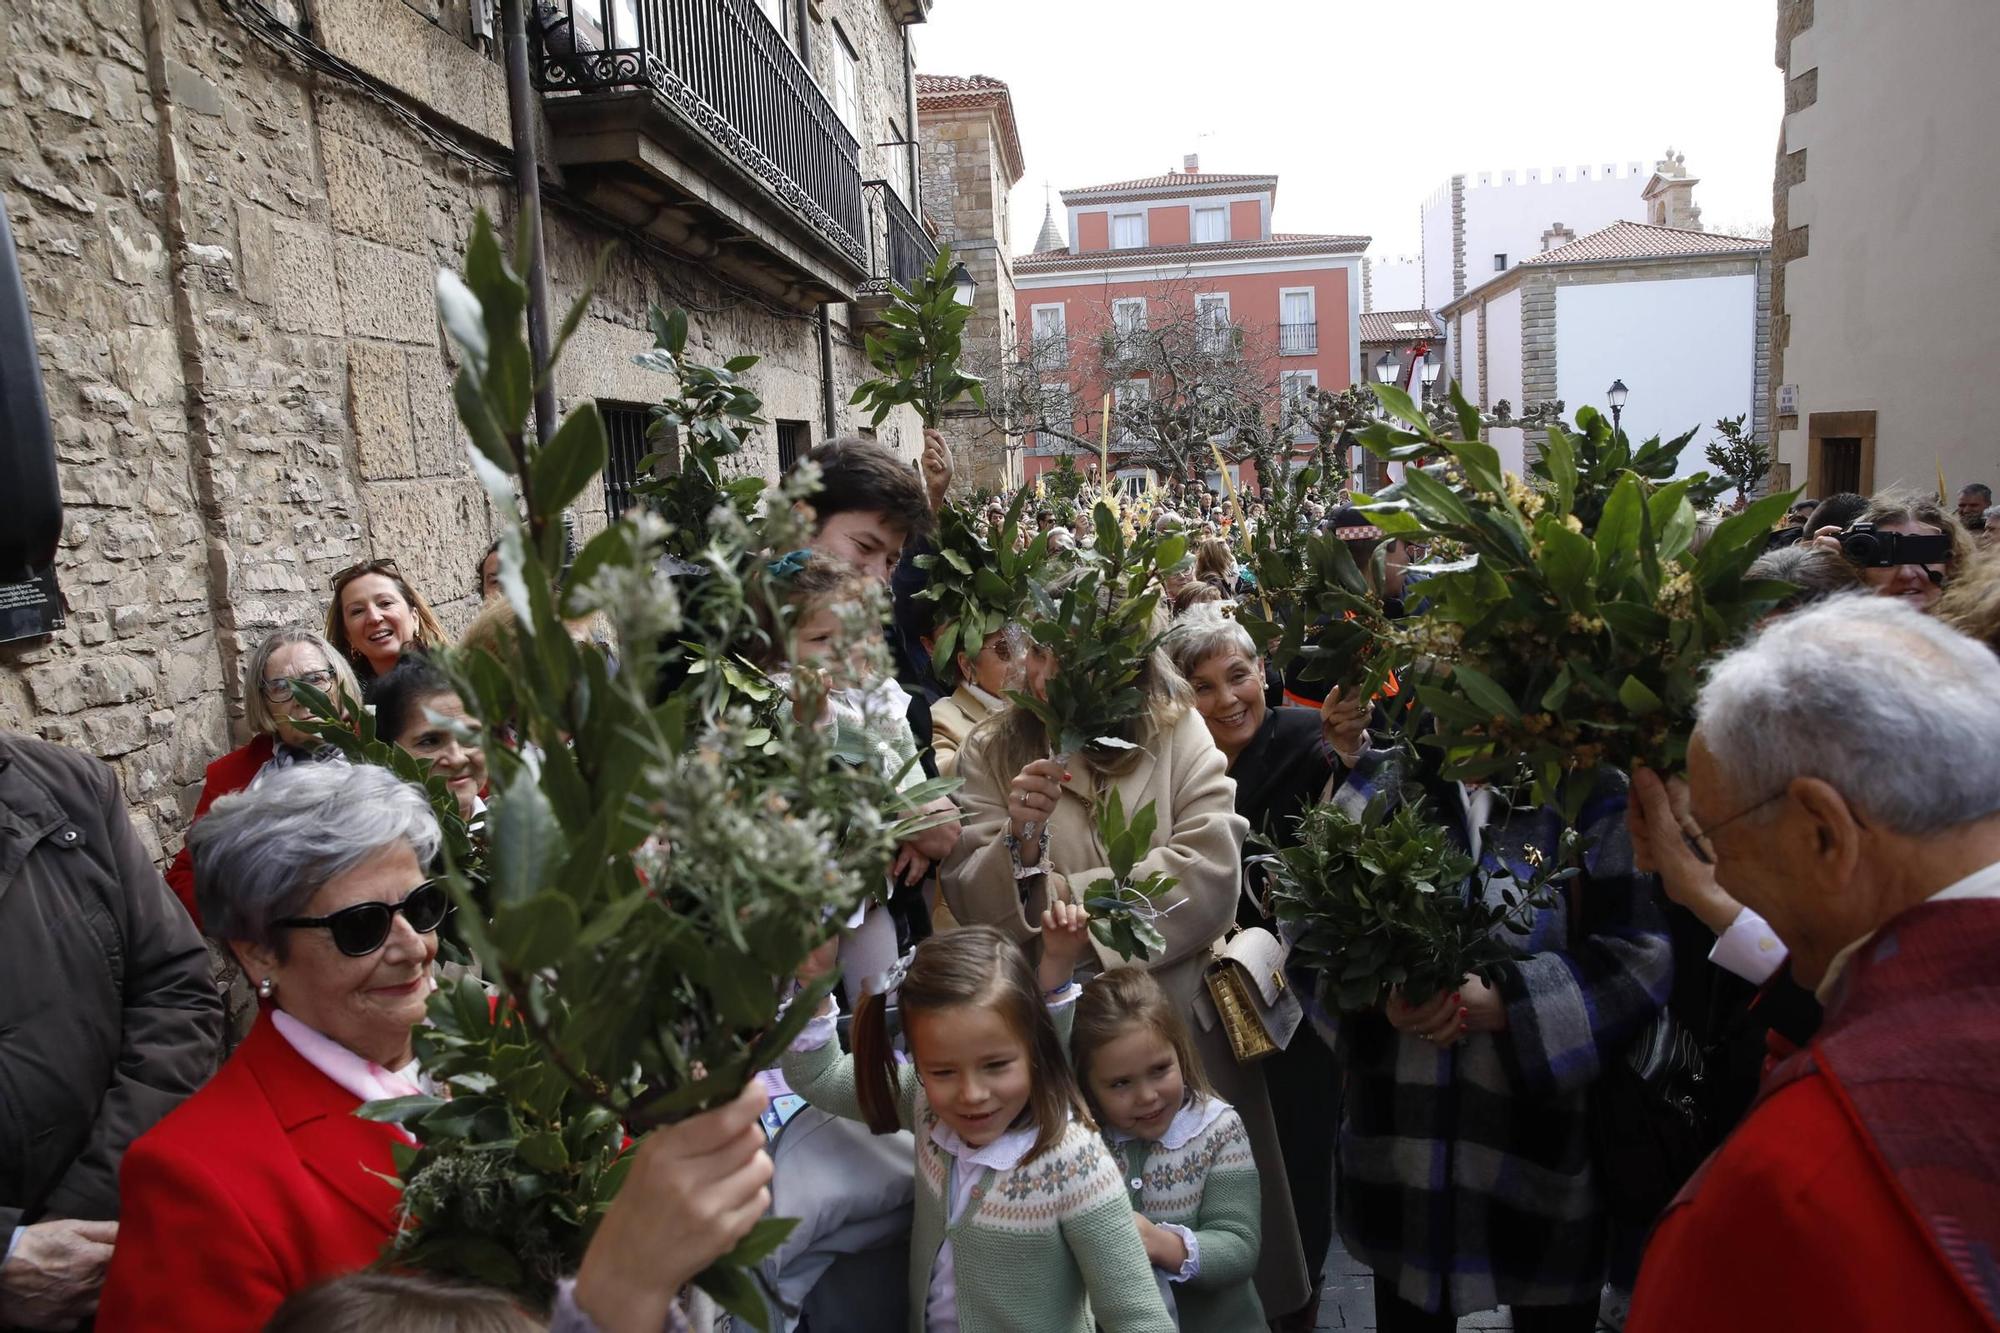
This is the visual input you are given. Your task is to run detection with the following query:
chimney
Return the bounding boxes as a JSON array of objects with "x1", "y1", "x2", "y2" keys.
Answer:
[
  {"x1": 1643, "y1": 148, "x2": 1705, "y2": 231},
  {"x1": 1183, "y1": 153, "x2": 1199, "y2": 175}
]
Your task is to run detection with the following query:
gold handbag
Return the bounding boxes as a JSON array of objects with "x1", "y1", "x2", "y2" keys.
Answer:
[{"x1": 1202, "y1": 927, "x2": 1303, "y2": 1064}]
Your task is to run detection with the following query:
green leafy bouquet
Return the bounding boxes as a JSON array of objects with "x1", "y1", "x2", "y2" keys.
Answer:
[
  {"x1": 1259, "y1": 791, "x2": 1577, "y2": 1013},
  {"x1": 1080, "y1": 788, "x2": 1180, "y2": 961},
  {"x1": 1238, "y1": 463, "x2": 1395, "y2": 694},
  {"x1": 629, "y1": 305, "x2": 770, "y2": 563},
  {"x1": 850, "y1": 246, "x2": 987, "y2": 429},
  {"x1": 1352, "y1": 383, "x2": 1795, "y2": 805},
  {"x1": 913, "y1": 490, "x2": 1048, "y2": 684},
  {"x1": 363, "y1": 214, "x2": 949, "y2": 1325},
  {"x1": 1005, "y1": 502, "x2": 1190, "y2": 959},
  {"x1": 1009, "y1": 501, "x2": 1185, "y2": 760}
]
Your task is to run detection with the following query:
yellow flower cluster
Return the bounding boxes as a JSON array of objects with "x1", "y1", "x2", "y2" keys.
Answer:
[
  {"x1": 1503, "y1": 472, "x2": 1547, "y2": 520},
  {"x1": 1655, "y1": 569, "x2": 1697, "y2": 619}
]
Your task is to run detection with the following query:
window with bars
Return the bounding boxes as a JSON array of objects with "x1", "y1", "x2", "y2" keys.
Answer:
[
  {"x1": 600, "y1": 401, "x2": 661, "y2": 522},
  {"x1": 776, "y1": 419, "x2": 810, "y2": 475}
]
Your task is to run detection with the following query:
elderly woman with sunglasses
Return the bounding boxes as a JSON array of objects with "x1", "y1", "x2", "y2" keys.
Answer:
[
  {"x1": 97, "y1": 762, "x2": 454, "y2": 1333},
  {"x1": 164, "y1": 628, "x2": 362, "y2": 927}
]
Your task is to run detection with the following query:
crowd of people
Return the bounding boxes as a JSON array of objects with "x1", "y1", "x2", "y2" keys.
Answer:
[{"x1": 5, "y1": 431, "x2": 2000, "y2": 1333}]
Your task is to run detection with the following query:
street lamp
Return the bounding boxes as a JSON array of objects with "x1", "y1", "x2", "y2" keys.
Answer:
[
  {"x1": 1374, "y1": 352, "x2": 1399, "y2": 384},
  {"x1": 1608, "y1": 378, "x2": 1629, "y2": 437},
  {"x1": 947, "y1": 259, "x2": 977, "y2": 309},
  {"x1": 1421, "y1": 356, "x2": 1441, "y2": 391}
]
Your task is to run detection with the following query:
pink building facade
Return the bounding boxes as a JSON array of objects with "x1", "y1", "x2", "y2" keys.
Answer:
[{"x1": 1014, "y1": 169, "x2": 1367, "y2": 489}]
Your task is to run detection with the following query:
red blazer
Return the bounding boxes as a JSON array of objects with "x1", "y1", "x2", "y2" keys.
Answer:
[
  {"x1": 164, "y1": 734, "x2": 275, "y2": 926},
  {"x1": 95, "y1": 1010, "x2": 404, "y2": 1333},
  {"x1": 1629, "y1": 1068, "x2": 1991, "y2": 1333}
]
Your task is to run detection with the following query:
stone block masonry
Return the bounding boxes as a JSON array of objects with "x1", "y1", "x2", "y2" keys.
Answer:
[{"x1": 1, "y1": 0, "x2": 921, "y2": 864}]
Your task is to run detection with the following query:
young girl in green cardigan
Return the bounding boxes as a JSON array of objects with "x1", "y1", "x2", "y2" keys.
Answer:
[
  {"x1": 782, "y1": 925, "x2": 1175, "y2": 1333},
  {"x1": 1041, "y1": 903, "x2": 1267, "y2": 1332}
]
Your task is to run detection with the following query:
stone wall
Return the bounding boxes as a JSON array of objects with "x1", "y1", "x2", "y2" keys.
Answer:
[
  {"x1": 918, "y1": 97, "x2": 1019, "y2": 491},
  {"x1": 1771, "y1": 0, "x2": 1815, "y2": 444},
  {"x1": 0, "y1": 0, "x2": 921, "y2": 865}
]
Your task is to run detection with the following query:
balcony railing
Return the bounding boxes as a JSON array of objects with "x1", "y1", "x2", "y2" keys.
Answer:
[
  {"x1": 534, "y1": 0, "x2": 866, "y2": 271},
  {"x1": 1279, "y1": 321, "x2": 1318, "y2": 355},
  {"x1": 861, "y1": 180, "x2": 938, "y2": 292}
]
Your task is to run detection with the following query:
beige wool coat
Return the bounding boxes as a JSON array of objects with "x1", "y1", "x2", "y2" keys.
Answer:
[
  {"x1": 927, "y1": 685, "x2": 997, "y2": 777},
  {"x1": 943, "y1": 706, "x2": 1314, "y2": 1319}
]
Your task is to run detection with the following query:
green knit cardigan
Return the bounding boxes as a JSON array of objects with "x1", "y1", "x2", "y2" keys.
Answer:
[
  {"x1": 1105, "y1": 1099, "x2": 1267, "y2": 1333},
  {"x1": 781, "y1": 1038, "x2": 1176, "y2": 1333}
]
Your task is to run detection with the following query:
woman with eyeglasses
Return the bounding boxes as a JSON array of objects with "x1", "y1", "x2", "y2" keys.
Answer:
[
  {"x1": 325, "y1": 558, "x2": 448, "y2": 696},
  {"x1": 164, "y1": 629, "x2": 361, "y2": 927},
  {"x1": 97, "y1": 762, "x2": 454, "y2": 1333}
]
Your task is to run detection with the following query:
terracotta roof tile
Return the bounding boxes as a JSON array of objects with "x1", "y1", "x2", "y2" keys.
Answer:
[
  {"x1": 1360, "y1": 309, "x2": 1441, "y2": 344},
  {"x1": 1516, "y1": 220, "x2": 1769, "y2": 267},
  {"x1": 1016, "y1": 232, "x2": 1369, "y2": 274},
  {"x1": 1061, "y1": 171, "x2": 1277, "y2": 203}
]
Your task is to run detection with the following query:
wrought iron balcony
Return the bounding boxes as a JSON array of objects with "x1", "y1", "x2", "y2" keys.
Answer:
[
  {"x1": 1279, "y1": 320, "x2": 1318, "y2": 355},
  {"x1": 854, "y1": 180, "x2": 938, "y2": 324},
  {"x1": 533, "y1": 0, "x2": 868, "y2": 307}
]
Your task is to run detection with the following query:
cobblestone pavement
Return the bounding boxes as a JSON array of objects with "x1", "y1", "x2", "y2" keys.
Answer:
[
  {"x1": 1314, "y1": 1231, "x2": 1515, "y2": 1330},
  {"x1": 1314, "y1": 1232, "x2": 1625, "y2": 1331}
]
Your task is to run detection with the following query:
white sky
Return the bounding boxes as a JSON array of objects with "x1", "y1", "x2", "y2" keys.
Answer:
[{"x1": 911, "y1": 0, "x2": 1784, "y2": 257}]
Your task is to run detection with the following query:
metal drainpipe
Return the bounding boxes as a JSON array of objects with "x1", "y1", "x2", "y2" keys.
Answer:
[
  {"x1": 500, "y1": 0, "x2": 558, "y2": 448},
  {"x1": 902, "y1": 26, "x2": 919, "y2": 206},
  {"x1": 818, "y1": 306, "x2": 838, "y2": 439}
]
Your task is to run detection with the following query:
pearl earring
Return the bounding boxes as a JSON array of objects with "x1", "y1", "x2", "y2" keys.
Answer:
[{"x1": 257, "y1": 976, "x2": 276, "y2": 1000}]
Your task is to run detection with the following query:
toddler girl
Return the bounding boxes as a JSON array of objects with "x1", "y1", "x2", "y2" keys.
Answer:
[
  {"x1": 772, "y1": 558, "x2": 933, "y2": 999},
  {"x1": 782, "y1": 925, "x2": 1174, "y2": 1333},
  {"x1": 1042, "y1": 905, "x2": 1266, "y2": 1332}
]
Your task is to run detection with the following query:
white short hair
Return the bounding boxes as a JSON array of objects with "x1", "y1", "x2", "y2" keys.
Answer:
[
  {"x1": 1697, "y1": 593, "x2": 2000, "y2": 834},
  {"x1": 1161, "y1": 605, "x2": 1258, "y2": 680},
  {"x1": 192, "y1": 761, "x2": 442, "y2": 947}
]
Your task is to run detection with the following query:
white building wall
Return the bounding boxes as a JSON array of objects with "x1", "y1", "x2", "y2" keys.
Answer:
[
  {"x1": 1556, "y1": 274, "x2": 1758, "y2": 479},
  {"x1": 1368, "y1": 255, "x2": 1423, "y2": 312},
  {"x1": 1421, "y1": 180, "x2": 1456, "y2": 313},
  {"x1": 1778, "y1": 0, "x2": 2000, "y2": 494},
  {"x1": 1421, "y1": 164, "x2": 1648, "y2": 315},
  {"x1": 1463, "y1": 165, "x2": 1647, "y2": 290},
  {"x1": 1483, "y1": 288, "x2": 1525, "y2": 477}
]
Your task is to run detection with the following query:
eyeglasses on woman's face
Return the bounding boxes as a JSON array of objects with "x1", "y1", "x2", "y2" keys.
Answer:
[
  {"x1": 260, "y1": 669, "x2": 337, "y2": 703},
  {"x1": 272, "y1": 880, "x2": 451, "y2": 957}
]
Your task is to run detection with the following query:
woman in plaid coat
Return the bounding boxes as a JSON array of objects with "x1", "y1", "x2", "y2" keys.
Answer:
[{"x1": 1330, "y1": 759, "x2": 1672, "y2": 1332}]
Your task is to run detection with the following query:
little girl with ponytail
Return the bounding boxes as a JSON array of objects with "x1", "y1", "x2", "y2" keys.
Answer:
[{"x1": 782, "y1": 925, "x2": 1174, "y2": 1332}]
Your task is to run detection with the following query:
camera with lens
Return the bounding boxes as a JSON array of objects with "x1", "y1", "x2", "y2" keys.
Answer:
[{"x1": 1839, "y1": 522, "x2": 1953, "y2": 569}]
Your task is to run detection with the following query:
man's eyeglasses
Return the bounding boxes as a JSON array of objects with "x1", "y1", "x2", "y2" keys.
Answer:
[
  {"x1": 273, "y1": 881, "x2": 451, "y2": 956},
  {"x1": 1680, "y1": 790, "x2": 1786, "y2": 866},
  {"x1": 331, "y1": 557, "x2": 401, "y2": 591},
  {"x1": 260, "y1": 669, "x2": 336, "y2": 703}
]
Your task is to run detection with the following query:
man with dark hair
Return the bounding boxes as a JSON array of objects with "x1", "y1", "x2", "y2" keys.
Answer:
[
  {"x1": 794, "y1": 437, "x2": 936, "y2": 585},
  {"x1": 788, "y1": 431, "x2": 960, "y2": 946},
  {"x1": 1803, "y1": 491, "x2": 1870, "y2": 542},
  {"x1": 1958, "y1": 483, "x2": 1993, "y2": 531}
]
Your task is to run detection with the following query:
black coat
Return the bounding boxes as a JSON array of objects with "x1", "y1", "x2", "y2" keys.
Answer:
[
  {"x1": 1233, "y1": 706, "x2": 1337, "y2": 927},
  {"x1": 0, "y1": 733, "x2": 220, "y2": 1236}
]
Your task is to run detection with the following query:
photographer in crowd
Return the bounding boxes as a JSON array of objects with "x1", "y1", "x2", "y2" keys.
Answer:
[
  {"x1": 1629, "y1": 596, "x2": 2000, "y2": 1333},
  {"x1": 1821, "y1": 493, "x2": 1969, "y2": 613}
]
